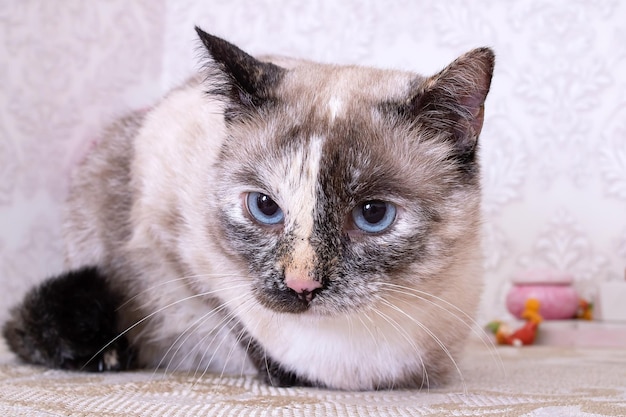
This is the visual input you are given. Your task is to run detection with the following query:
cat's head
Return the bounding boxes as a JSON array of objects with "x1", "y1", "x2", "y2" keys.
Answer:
[{"x1": 197, "y1": 28, "x2": 494, "y2": 316}]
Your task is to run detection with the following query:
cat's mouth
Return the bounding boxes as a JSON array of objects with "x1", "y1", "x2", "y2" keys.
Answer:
[
  {"x1": 255, "y1": 283, "x2": 367, "y2": 316},
  {"x1": 256, "y1": 286, "x2": 321, "y2": 314}
]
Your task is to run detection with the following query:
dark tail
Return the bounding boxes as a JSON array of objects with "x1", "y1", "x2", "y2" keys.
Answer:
[{"x1": 2, "y1": 267, "x2": 137, "y2": 372}]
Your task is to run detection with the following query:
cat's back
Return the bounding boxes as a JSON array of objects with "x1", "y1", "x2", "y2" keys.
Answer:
[{"x1": 63, "y1": 76, "x2": 227, "y2": 270}]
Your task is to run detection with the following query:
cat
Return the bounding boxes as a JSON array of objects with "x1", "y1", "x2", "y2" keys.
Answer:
[{"x1": 3, "y1": 27, "x2": 494, "y2": 391}]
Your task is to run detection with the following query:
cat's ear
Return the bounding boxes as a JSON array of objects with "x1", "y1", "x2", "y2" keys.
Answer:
[
  {"x1": 407, "y1": 48, "x2": 495, "y2": 160},
  {"x1": 195, "y1": 27, "x2": 284, "y2": 116}
]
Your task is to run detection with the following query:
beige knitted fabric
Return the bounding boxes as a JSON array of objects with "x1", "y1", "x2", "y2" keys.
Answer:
[{"x1": 1, "y1": 340, "x2": 625, "y2": 416}]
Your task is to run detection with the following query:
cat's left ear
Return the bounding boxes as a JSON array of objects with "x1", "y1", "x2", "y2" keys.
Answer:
[
  {"x1": 408, "y1": 48, "x2": 495, "y2": 159},
  {"x1": 195, "y1": 27, "x2": 285, "y2": 117}
]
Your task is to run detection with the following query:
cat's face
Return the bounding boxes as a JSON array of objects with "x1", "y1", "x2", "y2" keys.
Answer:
[{"x1": 198, "y1": 29, "x2": 493, "y2": 316}]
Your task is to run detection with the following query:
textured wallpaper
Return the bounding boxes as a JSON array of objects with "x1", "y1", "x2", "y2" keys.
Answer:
[{"x1": 1, "y1": 0, "x2": 625, "y2": 324}]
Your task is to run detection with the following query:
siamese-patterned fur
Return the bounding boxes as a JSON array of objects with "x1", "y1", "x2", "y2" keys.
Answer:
[{"x1": 3, "y1": 28, "x2": 494, "y2": 390}]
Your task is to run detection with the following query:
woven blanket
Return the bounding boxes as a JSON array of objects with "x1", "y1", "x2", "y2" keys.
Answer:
[{"x1": 1, "y1": 339, "x2": 624, "y2": 416}]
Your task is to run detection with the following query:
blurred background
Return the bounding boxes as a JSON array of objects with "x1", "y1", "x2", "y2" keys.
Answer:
[{"x1": 1, "y1": 1, "x2": 625, "y2": 329}]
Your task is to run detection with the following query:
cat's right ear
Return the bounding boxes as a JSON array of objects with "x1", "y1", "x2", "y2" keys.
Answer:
[{"x1": 195, "y1": 27, "x2": 285, "y2": 118}]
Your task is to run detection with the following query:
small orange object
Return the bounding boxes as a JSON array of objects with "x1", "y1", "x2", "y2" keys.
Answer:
[
  {"x1": 520, "y1": 298, "x2": 542, "y2": 325},
  {"x1": 487, "y1": 298, "x2": 543, "y2": 347}
]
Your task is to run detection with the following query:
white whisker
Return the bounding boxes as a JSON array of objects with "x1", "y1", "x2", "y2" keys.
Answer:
[
  {"x1": 380, "y1": 282, "x2": 504, "y2": 375},
  {"x1": 115, "y1": 273, "x2": 244, "y2": 311},
  {"x1": 378, "y1": 298, "x2": 467, "y2": 394},
  {"x1": 355, "y1": 312, "x2": 393, "y2": 390},
  {"x1": 240, "y1": 318, "x2": 259, "y2": 379},
  {"x1": 370, "y1": 304, "x2": 429, "y2": 390},
  {"x1": 82, "y1": 283, "x2": 250, "y2": 371},
  {"x1": 190, "y1": 298, "x2": 257, "y2": 386},
  {"x1": 219, "y1": 301, "x2": 260, "y2": 381},
  {"x1": 157, "y1": 292, "x2": 249, "y2": 377}
]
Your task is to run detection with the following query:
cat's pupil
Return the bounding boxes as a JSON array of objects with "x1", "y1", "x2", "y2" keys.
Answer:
[
  {"x1": 361, "y1": 201, "x2": 387, "y2": 224},
  {"x1": 257, "y1": 194, "x2": 279, "y2": 216}
]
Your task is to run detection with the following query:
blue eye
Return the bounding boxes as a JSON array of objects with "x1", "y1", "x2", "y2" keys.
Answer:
[
  {"x1": 246, "y1": 192, "x2": 284, "y2": 225},
  {"x1": 352, "y1": 200, "x2": 396, "y2": 233}
]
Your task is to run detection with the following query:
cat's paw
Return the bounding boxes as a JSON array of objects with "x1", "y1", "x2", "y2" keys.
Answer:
[{"x1": 2, "y1": 267, "x2": 137, "y2": 372}]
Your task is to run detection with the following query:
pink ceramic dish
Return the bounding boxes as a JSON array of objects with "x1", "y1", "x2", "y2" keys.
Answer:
[{"x1": 506, "y1": 269, "x2": 580, "y2": 320}]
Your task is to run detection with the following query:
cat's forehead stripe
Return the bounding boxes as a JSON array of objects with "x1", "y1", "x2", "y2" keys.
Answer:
[
  {"x1": 276, "y1": 135, "x2": 325, "y2": 277},
  {"x1": 283, "y1": 135, "x2": 324, "y2": 238}
]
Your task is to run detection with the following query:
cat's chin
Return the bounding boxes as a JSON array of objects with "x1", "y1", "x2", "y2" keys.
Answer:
[{"x1": 255, "y1": 293, "x2": 311, "y2": 314}]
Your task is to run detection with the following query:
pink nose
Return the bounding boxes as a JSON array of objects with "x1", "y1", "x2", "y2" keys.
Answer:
[
  {"x1": 285, "y1": 278, "x2": 322, "y2": 294},
  {"x1": 284, "y1": 269, "x2": 322, "y2": 304}
]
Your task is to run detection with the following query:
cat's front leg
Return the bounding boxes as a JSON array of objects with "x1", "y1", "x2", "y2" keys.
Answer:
[{"x1": 2, "y1": 267, "x2": 137, "y2": 372}]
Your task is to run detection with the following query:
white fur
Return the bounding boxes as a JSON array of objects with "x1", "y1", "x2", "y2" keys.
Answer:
[
  {"x1": 240, "y1": 304, "x2": 427, "y2": 389},
  {"x1": 328, "y1": 96, "x2": 343, "y2": 121}
]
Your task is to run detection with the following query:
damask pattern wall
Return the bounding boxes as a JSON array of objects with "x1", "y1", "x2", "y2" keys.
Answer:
[{"x1": 1, "y1": 0, "x2": 625, "y2": 323}]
